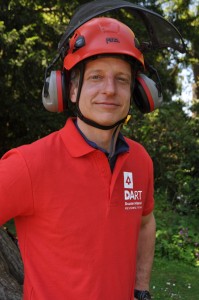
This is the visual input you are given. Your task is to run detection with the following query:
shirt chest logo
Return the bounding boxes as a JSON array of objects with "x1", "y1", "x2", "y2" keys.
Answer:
[
  {"x1": 123, "y1": 172, "x2": 143, "y2": 211},
  {"x1": 124, "y1": 172, "x2": 133, "y2": 189}
]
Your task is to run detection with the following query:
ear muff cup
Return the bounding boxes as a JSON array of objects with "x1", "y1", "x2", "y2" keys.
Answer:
[
  {"x1": 133, "y1": 73, "x2": 163, "y2": 113},
  {"x1": 42, "y1": 70, "x2": 64, "y2": 112}
]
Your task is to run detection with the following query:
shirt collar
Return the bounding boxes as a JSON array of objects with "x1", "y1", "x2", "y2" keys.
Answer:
[
  {"x1": 60, "y1": 118, "x2": 95, "y2": 157},
  {"x1": 74, "y1": 119, "x2": 129, "y2": 157},
  {"x1": 60, "y1": 117, "x2": 129, "y2": 159}
]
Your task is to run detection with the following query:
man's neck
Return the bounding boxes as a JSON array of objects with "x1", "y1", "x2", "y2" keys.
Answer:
[{"x1": 76, "y1": 118, "x2": 120, "y2": 153}]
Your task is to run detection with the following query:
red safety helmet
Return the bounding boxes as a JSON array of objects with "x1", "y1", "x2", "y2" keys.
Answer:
[
  {"x1": 42, "y1": 17, "x2": 162, "y2": 129},
  {"x1": 63, "y1": 17, "x2": 145, "y2": 71}
]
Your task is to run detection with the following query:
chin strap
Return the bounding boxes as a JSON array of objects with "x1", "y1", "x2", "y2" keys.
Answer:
[
  {"x1": 108, "y1": 124, "x2": 122, "y2": 158},
  {"x1": 77, "y1": 108, "x2": 128, "y2": 130}
]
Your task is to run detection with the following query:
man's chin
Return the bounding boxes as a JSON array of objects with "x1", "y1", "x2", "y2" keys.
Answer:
[{"x1": 91, "y1": 115, "x2": 125, "y2": 127}]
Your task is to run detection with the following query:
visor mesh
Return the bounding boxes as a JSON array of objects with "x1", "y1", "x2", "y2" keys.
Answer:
[{"x1": 58, "y1": 0, "x2": 186, "y2": 54}]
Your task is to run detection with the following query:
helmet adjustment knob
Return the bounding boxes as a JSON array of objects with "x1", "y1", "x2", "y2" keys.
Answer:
[{"x1": 74, "y1": 36, "x2": 85, "y2": 52}]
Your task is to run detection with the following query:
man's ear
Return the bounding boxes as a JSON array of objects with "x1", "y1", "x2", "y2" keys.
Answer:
[{"x1": 69, "y1": 82, "x2": 78, "y2": 103}]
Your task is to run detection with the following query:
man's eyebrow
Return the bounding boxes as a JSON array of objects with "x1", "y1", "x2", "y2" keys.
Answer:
[
  {"x1": 85, "y1": 69, "x2": 102, "y2": 73},
  {"x1": 85, "y1": 69, "x2": 131, "y2": 76}
]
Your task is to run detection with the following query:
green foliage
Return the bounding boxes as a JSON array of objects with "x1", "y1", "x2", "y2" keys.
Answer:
[
  {"x1": 154, "y1": 192, "x2": 199, "y2": 266},
  {"x1": 0, "y1": 0, "x2": 72, "y2": 156},
  {"x1": 157, "y1": 0, "x2": 199, "y2": 101},
  {"x1": 123, "y1": 99, "x2": 199, "y2": 215}
]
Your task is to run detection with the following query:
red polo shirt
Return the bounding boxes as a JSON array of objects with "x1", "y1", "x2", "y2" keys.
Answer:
[{"x1": 0, "y1": 118, "x2": 154, "y2": 300}]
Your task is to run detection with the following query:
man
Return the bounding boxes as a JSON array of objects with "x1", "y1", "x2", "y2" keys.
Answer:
[{"x1": 0, "y1": 17, "x2": 156, "y2": 300}]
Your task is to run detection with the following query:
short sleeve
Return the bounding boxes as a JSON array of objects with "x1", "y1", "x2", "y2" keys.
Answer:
[{"x1": 0, "y1": 149, "x2": 34, "y2": 225}]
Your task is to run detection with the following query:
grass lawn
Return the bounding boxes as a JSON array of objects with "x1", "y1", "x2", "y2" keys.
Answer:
[{"x1": 151, "y1": 258, "x2": 199, "y2": 299}]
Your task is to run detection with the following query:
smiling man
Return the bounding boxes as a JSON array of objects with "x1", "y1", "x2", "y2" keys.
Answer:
[
  {"x1": 70, "y1": 56, "x2": 132, "y2": 151},
  {"x1": 0, "y1": 17, "x2": 156, "y2": 300}
]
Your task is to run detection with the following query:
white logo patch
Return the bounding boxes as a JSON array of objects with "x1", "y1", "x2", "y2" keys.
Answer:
[
  {"x1": 123, "y1": 171, "x2": 143, "y2": 211},
  {"x1": 123, "y1": 172, "x2": 133, "y2": 189}
]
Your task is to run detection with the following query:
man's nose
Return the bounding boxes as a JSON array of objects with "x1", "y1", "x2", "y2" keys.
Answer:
[{"x1": 103, "y1": 77, "x2": 116, "y2": 95}]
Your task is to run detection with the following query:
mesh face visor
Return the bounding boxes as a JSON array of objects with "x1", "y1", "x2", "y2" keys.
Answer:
[{"x1": 58, "y1": 0, "x2": 186, "y2": 56}]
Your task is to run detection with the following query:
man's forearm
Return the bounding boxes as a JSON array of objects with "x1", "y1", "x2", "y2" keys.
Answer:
[{"x1": 135, "y1": 212, "x2": 156, "y2": 291}]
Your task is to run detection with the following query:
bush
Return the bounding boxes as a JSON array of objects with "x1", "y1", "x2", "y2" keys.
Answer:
[
  {"x1": 154, "y1": 191, "x2": 199, "y2": 266},
  {"x1": 123, "y1": 102, "x2": 199, "y2": 216}
]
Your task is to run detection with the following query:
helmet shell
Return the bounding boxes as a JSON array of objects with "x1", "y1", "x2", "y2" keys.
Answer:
[{"x1": 63, "y1": 17, "x2": 144, "y2": 70}]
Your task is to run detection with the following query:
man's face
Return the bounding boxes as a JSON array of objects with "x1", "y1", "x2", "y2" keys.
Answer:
[{"x1": 70, "y1": 56, "x2": 132, "y2": 127}]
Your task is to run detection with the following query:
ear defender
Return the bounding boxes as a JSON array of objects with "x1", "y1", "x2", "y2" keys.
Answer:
[
  {"x1": 42, "y1": 71, "x2": 163, "y2": 114},
  {"x1": 133, "y1": 73, "x2": 163, "y2": 113},
  {"x1": 42, "y1": 70, "x2": 65, "y2": 112}
]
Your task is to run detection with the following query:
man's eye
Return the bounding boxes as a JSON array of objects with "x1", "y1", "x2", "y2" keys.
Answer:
[
  {"x1": 117, "y1": 77, "x2": 130, "y2": 84},
  {"x1": 91, "y1": 75, "x2": 102, "y2": 80},
  {"x1": 87, "y1": 74, "x2": 102, "y2": 80}
]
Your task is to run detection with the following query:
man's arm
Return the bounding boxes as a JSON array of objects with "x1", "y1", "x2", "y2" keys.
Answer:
[{"x1": 135, "y1": 212, "x2": 156, "y2": 293}]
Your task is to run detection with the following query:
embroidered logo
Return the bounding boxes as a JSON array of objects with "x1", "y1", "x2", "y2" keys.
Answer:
[{"x1": 123, "y1": 171, "x2": 143, "y2": 211}]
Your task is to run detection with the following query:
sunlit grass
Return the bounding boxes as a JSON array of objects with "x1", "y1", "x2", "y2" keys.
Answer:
[{"x1": 151, "y1": 258, "x2": 199, "y2": 299}]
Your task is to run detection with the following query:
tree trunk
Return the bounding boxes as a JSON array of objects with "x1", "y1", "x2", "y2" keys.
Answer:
[{"x1": 0, "y1": 226, "x2": 23, "y2": 300}]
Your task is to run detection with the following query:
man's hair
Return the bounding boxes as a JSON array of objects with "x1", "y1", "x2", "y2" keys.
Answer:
[{"x1": 70, "y1": 67, "x2": 80, "y2": 87}]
